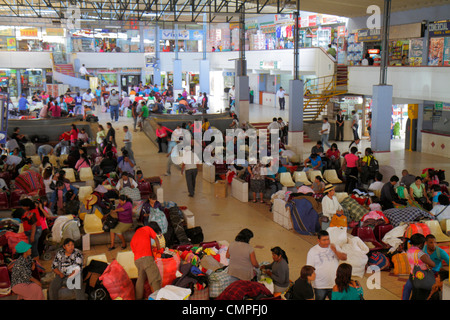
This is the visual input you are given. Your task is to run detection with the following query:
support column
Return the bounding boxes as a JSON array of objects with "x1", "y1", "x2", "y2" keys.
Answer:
[
  {"x1": 416, "y1": 102, "x2": 424, "y2": 152},
  {"x1": 371, "y1": 85, "x2": 393, "y2": 152},
  {"x1": 154, "y1": 23, "x2": 161, "y2": 86},
  {"x1": 235, "y1": 7, "x2": 249, "y2": 123},
  {"x1": 288, "y1": 79, "x2": 304, "y2": 159},
  {"x1": 173, "y1": 24, "x2": 183, "y2": 98},
  {"x1": 199, "y1": 14, "x2": 210, "y2": 95}
]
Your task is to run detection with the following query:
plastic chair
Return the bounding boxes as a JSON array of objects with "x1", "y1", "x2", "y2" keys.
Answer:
[
  {"x1": 78, "y1": 186, "x2": 93, "y2": 203},
  {"x1": 49, "y1": 155, "x2": 59, "y2": 168},
  {"x1": 86, "y1": 254, "x2": 108, "y2": 266},
  {"x1": 323, "y1": 169, "x2": 342, "y2": 184},
  {"x1": 280, "y1": 172, "x2": 295, "y2": 188},
  {"x1": 423, "y1": 220, "x2": 450, "y2": 242},
  {"x1": 307, "y1": 170, "x2": 326, "y2": 183},
  {"x1": 30, "y1": 156, "x2": 41, "y2": 166},
  {"x1": 116, "y1": 251, "x2": 138, "y2": 279},
  {"x1": 79, "y1": 167, "x2": 94, "y2": 182},
  {"x1": 63, "y1": 168, "x2": 76, "y2": 183},
  {"x1": 83, "y1": 213, "x2": 104, "y2": 234},
  {"x1": 351, "y1": 226, "x2": 385, "y2": 251},
  {"x1": 293, "y1": 171, "x2": 312, "y2": 186}
]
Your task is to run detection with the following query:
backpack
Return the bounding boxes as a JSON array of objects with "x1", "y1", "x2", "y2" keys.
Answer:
[
  {"x1": 367, "y1": 155, "x2": 379, "y2": 175},
  {"x1": 368, "y1": 252, "x2": 390, "y2": 271}
]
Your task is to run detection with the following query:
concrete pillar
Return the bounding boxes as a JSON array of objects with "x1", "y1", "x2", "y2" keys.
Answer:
[
  {"x1": 371, "y1": 85, "x2": 393, "y2": 152},
  {"x1": 154, "y1": 24, "x2": 161, "y2": 86},
  {"x1": 288, "y1": 79, "x2": 304, "y2": 159},
  {"x1": 199, "y1": 60, "x2": 210, "y2": 95},
  {"x1": 173, "y1": 59, "x2": 183, "y2": 98},
  {"x1": 416, "y1": 102, "x2": 424, "y2": 152},
  {"x1": 235, "y1": 76, "x2": 249, "y2": 124}
]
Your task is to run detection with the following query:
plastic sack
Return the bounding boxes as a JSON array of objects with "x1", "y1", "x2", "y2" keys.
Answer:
[
  {"x1": 99, "y1": 260, "x2": 135, "y2": 300},
  {"x1": 382, "y1": 224, "x2": 408, "y2": 253},
  {"x1": 155, "y1": 250, "x2": 181, "y2": 287},
  {"x1": 5, "y1": 231, "x2": 29, "y2": 254},
  {"x1": 326, "y1": 226, "x2": 348, "y2": 247},
  {"x1": 154, "y1": 285, "x2": 191, "y2": 300},
  {"x1": 340, "y1": 236, "x2": 369, "y2": 278}
]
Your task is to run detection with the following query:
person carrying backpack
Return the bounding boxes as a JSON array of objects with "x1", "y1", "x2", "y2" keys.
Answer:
[{"x1": 360, "y1": 147, "x2": 379, "y2": 185}]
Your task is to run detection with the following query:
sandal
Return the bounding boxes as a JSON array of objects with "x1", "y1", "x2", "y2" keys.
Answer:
[
  {"x1": 121, "y1": 245, "x2": 127, "y2": 250},
  {"x1": 252, "y1": 200, "x2": 257, "y2": 203},
  {"x1": 108, "y1": 246, "x2": 116, "y2": 251}
]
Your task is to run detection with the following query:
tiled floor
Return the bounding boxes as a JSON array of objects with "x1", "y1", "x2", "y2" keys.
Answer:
[{"x1": 36, "y1": 103, "x2": 450, "y2": 300}]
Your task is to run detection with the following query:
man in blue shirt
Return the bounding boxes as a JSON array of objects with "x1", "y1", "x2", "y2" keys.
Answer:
[
  {"x1": 153, "y1": 84, "x2": 160, "y2": 93},
  {"x1": 424, "y1": 234, "x2": 450, "y2": 273},
  {"x1": 18, "y1": 94, "x2": 30, "y2": 115}
]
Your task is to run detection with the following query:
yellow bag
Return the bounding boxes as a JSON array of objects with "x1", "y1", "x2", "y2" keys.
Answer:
[
  {"x1": 330, "y1": 213, "x2": 348, "y2": 228},
  {"x1": 391, "y1": 252, "x2": 410, "y2": 275}
]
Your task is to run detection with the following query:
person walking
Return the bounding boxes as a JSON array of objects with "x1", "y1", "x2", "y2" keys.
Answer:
[
  {"x1": 82, "y1": 89, "x2": 94, "y2": 115},
  {"x1": 122, "y1": 126, "x2": 134, "y2": 162},
  {"x1": 180, "y1": 146, "x2": 201, "y2": 197},
  {"x1": 276, "y1": 87, "x2": 286, "y2": 110},
  {"x1": 351, "y1": 110, "x2": 360, "y2": 141},
  {"x1": 306, "y1": 230, "x2": 347, "y2": 300},
  {"x1": 95, "y1": 86, "x2": 102, "y2": 108},
  {"x1": 131, "y1": 101, "x2": 138, "y2": 132},
  {"x1": 336, "y1": 109, "x2": 344, "y2": 141},
  {"x1": 107, "y1": 89, "x2": 121, "y2": 122},
  {"x1": 320, "y1": 117, "x2": 331, "y2": 149}
]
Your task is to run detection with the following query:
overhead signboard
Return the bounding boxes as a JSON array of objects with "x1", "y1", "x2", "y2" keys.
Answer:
[{"x1": 428, "y1": 21, "x2": 450, "y2": 37}]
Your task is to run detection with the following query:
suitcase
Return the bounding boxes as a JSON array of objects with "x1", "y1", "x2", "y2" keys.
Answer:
[
  {"x1": 138, "y1": 181, "x2": 152, "y2": 199},
  {"x1": 0, "y1": 265, "x2": 11, "y2": 297}
]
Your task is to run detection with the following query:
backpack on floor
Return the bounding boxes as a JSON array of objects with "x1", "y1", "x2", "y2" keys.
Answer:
[{"x1": 368, "y1": 252, "x2": 390, "y2": 271}]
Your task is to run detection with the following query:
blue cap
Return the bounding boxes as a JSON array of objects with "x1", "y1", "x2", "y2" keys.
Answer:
[{"x1": 15, "y1": 241, "x2": 32, "y2": 254}]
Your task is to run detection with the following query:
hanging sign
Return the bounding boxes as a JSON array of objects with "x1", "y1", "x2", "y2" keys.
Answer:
[
  {"x1": 428, "y1": 21, "x2": 450, "y2": 37},
  {"x1": 20, "y1": 28, "x2": 38, "y2": 37}
]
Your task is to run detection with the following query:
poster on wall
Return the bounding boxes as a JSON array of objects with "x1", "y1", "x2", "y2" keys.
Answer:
[
  {"x1": 428, "y1": 37, "x2": 444, "y2": 66},
  {"x1": 409, "y1": 38, "x2": 423, "y2": 66},
  {"x1": 7, "y1": 37, "x2": 16, "y2": 51},
  {"x1": 444, "y1": 37, "x2": 450, "y2": 66}
]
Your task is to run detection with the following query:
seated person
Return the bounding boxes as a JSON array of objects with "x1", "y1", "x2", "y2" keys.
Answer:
[
  {"x1": 321, "y1": 184, "x2": 347, "y2": 228},
  {"x1": 380, "y1": 175, "x2": 405, "y2": 210},
  {"x1": 311, "y1": 141, "x2": 324, "y2": 158},
  {"x1": 409, "y1": 176, "x2": 432, "y2": 210},
  {"x1": 138, "y1": 193, "x2": 163, "y2": 226},
  {"x1": 325, "y1": 143, "x2": 341, "y2": 170},
  {"x1": 431, "y1": 185, "x2": 442, "y2": 207},
  {"x1": 116, "y1": 172, "x2": 138, "y2": 192},
  {"x1": 400, "y1": 169, "x2": 416, "y2": 191},
  {"x1": 178, "y1": 99, "x2": 189, "y2": 113},
  {"x1": 368, "y1": 173, "x2": 384, "y2": 194},
  {"x1": 117, "y1": 153, "x2": 135, "y2": 177},
  {"x1": 303, "y1": 153, "x2": 322, "y2": 173},
  {"x1": 77, "y1": 128, "x2": 89, "y2": 144},
  {"x1": 100, "y1": 151, "x2": 118, "y2": 175},
  {"x1": 311, "y1": 176, "x2": 325, "y2": 194},
  {"x1": 430, "y1": 194, "x2": 450, "y2": 222}
]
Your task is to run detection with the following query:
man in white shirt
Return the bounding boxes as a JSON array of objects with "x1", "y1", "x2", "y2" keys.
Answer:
[
  {"x1": 306, "y1": 230, "x2": 347, "y2": 300},
  {"x1": 351, "y1": 110, "x2": 360, "y2": 141},
  {"x1": 180, "y1": 147, "x2": 201, "y2": 197},
  {"x1": 276, "y1": 87, "x2": 286, "y2": 110},
  {"x1": 82, "y1": 89, "x2": 94, "y2": 113},
  {"x1": 267, "y1": 117, "x2": 280, "y2": 132},
  {"x1": 431, "y1": 194, "x2": 450, "y2": 222},
  {"x1": 368, "y1": 173, "x2": 384, "y2": 193},
  {"x1": 123, "y1": 126, "x2": 134, "y2": 162},
  {"x1": 79, "y1": 64, "x2": 90, "y2": 79},
  {"x1": 320, "y1": 117, "x2": 331, "y2": 148}
]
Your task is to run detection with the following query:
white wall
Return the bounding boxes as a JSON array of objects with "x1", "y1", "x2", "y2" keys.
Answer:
[
  {"x1": 0, "y1": 52, "x2": 53, "y2": 68},
  {"x1": 348, "y1": 66, "x2": 450, "y2": 103},
  {"x1": 75, "y1": 53, "x2": 146, "y2": 68}
]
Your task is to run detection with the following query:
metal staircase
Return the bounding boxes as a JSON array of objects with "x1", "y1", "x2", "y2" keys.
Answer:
[{"x1": 303, "y1": 65, "x2": 348, "y2": 121}]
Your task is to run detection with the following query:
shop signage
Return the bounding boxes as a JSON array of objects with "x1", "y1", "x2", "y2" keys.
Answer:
[
  {"x1": 20, "y1": 28, "x2": 38, "y2": 37},
  {"x1": 0, "y1": 28, "x2": 14, "y2": 36},
  {"x1": 321, "y1": 14, "x2": 339, "y2": 25},
  {"x1": 435, "y1": 102, "x2": 443, "y2": 111},
  {"x1": 97, "y1": 69, "x2": 117, "y2": 74},
  {"x1": 428, "y1": 21, "x2": 450, "y2": 37},
  {"x1": 443, "y1": 103, "x2": 450, "y2": 112},
  {"x1": 308, "y1": 15, "x2": 317, "y2": 27},
  {"x1": 223, "y1": 72, "x2": 235, "y2": 77},
  {"x1": 444, "y1": 37, "x2": 450, "y2": 66},
  {"x1": 275, "y1": 14, "x2": 293, "y2": 23},
  {"x1": 160, "y1": 29, "x2": 204, "y2": 40},
  {"x1": 356, "y1": 28, "x2": 381, "y2": 42},
  {"x1": 260, "y1": 23, "x2": 276, "y2": 34},
  {"x1": 259, "y1": 60, "x2": 281, "y2": 70},
  {"x1": 45, "y1": 28, "x2": 64, "y2": 36},
  {"x1": 7, "y1": 37, "x2": 15, "y2": 51},
  {"x1": 120, "y1": 68, "x2": 141, "y2": 73}
]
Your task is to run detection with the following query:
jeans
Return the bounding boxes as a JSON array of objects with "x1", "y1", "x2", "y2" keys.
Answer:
[
  {"x1": 402, "y1": 279, "x2": 413, "y2": 300},
  {"x1": 74, "y1": 105, "x2": 83, "y2": 116},
  {"x1": 49, "y1": 275, "x2": 86, "y2": 300},
  {"x1": 314, "y1": 288, "x2": 332, "y2": 300},
  {"x1": 25, "y1": 226, "x2": 42, "y2": 259},
  {"x1": 96, "y1": 96, "x2": 101, "y2": 106},
  {"x1": 352, "y1": 124, "x2": 360, "y2": 140},
  {"x1": 336, "y1": 123, "x2": 344, "y2": 141},
  {"x1": 110, "y1": 105, "x2": 119, "y2": 121},
  {"x1": 321, "y1": 134, "x2": 331, "y2": 148},
  {"x1": 279, "y1": 97, "x2": 285, "y2": 110},
  {"x1": 185, "y1": 168, "x2": 198, "y2": 196}
]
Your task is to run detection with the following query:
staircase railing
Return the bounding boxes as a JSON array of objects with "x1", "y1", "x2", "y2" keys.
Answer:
[{"x1": 303, "y1": 71, "x2": 348, "y2": 120}]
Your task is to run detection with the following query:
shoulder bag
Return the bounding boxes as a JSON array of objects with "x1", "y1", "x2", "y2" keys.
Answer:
[{"x1": 411, "y1": 251, "x2": 435, "y2": 290}]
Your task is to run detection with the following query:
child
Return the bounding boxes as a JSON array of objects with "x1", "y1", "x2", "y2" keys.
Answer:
[
  {"x1": 432, "y1": 185, "x2": 442, "y2": 208},
  {"x1": 149, "y1": 221, "x2": 165, "y2": 251},
  {"x1": 427, "y1": 270, "x2": 449, "y2": 300}
]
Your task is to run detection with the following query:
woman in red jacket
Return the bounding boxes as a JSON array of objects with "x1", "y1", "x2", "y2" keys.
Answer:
[{"x1": 155, "y1": 123, "x2": 173, "y2": 153}]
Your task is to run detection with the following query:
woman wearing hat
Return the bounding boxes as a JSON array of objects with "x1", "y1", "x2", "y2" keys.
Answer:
[
  {"x1": 10, "y1": 241, "x2": 45, "y2": 300},
  {"x1": 321, "y1": 184, "x2": 346, "y2": 229}
]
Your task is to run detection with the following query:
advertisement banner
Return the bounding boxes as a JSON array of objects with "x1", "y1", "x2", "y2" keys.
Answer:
[
  {"x1": 428, "y1": 21, "x2": 450, "y2": 37},
  {"x1": 160, "y1": 29, "x2": 203, "y2": 40},
  {"x1": 45, "y1": 28, "x2": 64, "y2": 36},
  {"x1": 20, "y1": 28, "x2": 38, "y2": 37},
  {"x1": 0, "y1": 28, "x2": 14, "y2": 36},
  {"x1": 356, "y1": 28, "x2": 381, "y2": 42},
  {"x1": 7, "y1": 37, "x2": 16, "y2": 51}
]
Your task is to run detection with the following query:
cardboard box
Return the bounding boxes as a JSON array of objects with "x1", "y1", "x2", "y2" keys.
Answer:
[{"x1": 214, "y1": 180, "x2": 228, "y2": 198}]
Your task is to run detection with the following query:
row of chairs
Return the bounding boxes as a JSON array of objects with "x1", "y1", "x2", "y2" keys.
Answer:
[{"x1": 279, "y1": 169, "x2": 343, "y2": 188}]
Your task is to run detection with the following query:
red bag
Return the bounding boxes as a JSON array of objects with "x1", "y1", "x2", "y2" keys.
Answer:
[
  {"x1": 404, "y1": 223, "x2": 431, "y2": 239},
  {"x1": 99, "y1": 260, "x2": 135, "y2": 300},
  {"x1": 155, "y1": 250, "x2": 180, "y2": 287},
  {"x1": 5, "y1": 232, "x2": 29, "y2": 254}
]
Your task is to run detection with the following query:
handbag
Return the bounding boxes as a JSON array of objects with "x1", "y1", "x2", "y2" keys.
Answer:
[
  {"x1": 411, "y1": 251, "x2": 435, "y2": 290},
  {"x1": 103, "y1": 214, "x2": 118, "y2": 232}
]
